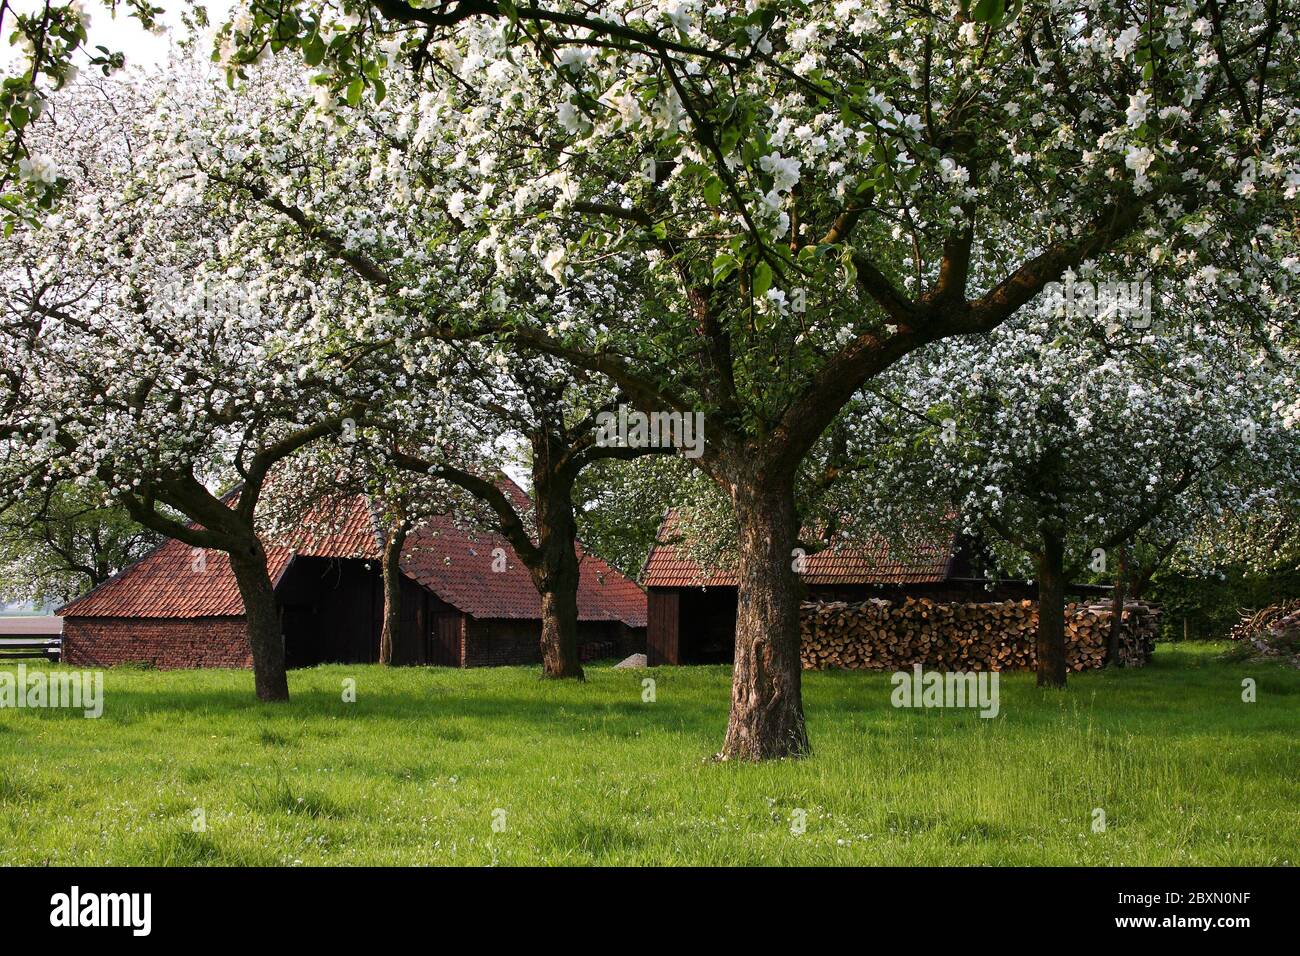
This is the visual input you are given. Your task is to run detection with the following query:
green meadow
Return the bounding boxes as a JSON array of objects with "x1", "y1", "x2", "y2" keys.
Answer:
[{"x1": 0, "y1": 643, "x2": 1295, "y2": 865}]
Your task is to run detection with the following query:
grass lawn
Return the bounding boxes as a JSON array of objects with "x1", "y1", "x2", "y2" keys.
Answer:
[{"x1": 0, "y1": 643, "x2": 1296, "y2": 866}]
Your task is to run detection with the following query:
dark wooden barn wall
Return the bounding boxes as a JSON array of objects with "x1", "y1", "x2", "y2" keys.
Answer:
[
  {"x1": 275, "y1": 556, "x2": 644, "y2": 668},
  {"x1": 679, "y1": 588, "x2": 738, "y2": 663},
  {"x1": 277, "y1": 557, "x2": 466, "y2": 667},
  {"x1": 646, "y1": 590, "x2": 680, "y2": 665},
  {"x1": 431, "y1": 609, "x2": 464, "y2": 666},
  {"x1": 461, "y1": 618, "x2": 643, "y2": 667},
  {"x1": 278, "y1": 558, "x2": 378, "y2": 666}
]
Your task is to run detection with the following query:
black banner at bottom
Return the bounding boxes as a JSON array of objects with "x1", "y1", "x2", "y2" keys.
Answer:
[{"x1": 0, "y1": 865, "x2": 1289, "y2": 941}]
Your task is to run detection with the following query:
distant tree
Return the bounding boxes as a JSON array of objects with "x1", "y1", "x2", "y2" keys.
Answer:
[
  {"x1": 573, "y1": 454, "x2": 695, "y2": 580},
  {"x1": 0, "y1": 482, "x2": 159, "y2": 606}
]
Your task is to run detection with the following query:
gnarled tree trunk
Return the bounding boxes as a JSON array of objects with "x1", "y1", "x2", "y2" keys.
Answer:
[
  {"x1": 1034, "y1": 529, "x2": 1068, "y2": 689},
  {"x1": 719, "y1": 467, "x2": 809, "y2": 761},
  {"x1": 538, "y1": 564, "x2": 582, "y2": 678},
  {"x1": 228, "y1": 537, "x2": 289, "y2": 702},
  {"x1": 532, "y1": 472, "x2": 584, "y2": 680},
  {"x1": 378, "y1": 524, "x2": 408, "y2": 665}
]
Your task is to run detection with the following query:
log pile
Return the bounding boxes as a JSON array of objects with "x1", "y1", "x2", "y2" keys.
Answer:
[
  {"x1": 799, "y1": 597, "x2": 1158, "y2": 671},
  {"x1": 1228, "y1": 599, "x2": 1300, "y2": 643},
  {"x1": 1227, "y1": 599, "x2": 1300, "y2": 666}
]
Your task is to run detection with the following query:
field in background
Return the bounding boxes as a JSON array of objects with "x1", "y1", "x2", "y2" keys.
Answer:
[{"x1": 0, "y1": 644, "x2": 1296, "y2": 865}]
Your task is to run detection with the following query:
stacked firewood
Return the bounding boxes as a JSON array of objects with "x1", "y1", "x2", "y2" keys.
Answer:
[{"x1": 799, "y1": 597, "x2": 1158, "y2": 671}]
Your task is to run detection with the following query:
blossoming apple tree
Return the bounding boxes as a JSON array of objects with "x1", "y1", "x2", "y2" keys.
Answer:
[
  {"x1": 0, "y1": 73, "x2": 383, "y2": 701},
  {"x1": 192, "y1": 1, "x2": 1299, "y2": 757},
  {"x1": 840, "y1": 306, "x2": 1297, "y2": 686},
  {"x1": 134, "y1": 60, "x2": 679, "y2": 680}
]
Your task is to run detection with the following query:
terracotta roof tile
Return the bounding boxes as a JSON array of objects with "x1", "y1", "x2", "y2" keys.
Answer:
[
  {"x1": 282, "y1": 494, "x2": 383, "y2": 559},
  {"x1": 641, "y1": 509, "x2": 956, "y2": 589},
  {"x1": 57, "y1": 538, "x2": 295, "y2": 618},
  {"x1": 400, "y1": 517, "x2": 646, "y2": 627}
]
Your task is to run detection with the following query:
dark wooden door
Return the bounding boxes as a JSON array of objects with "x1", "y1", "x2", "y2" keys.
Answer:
[{"x1": 429, "y1": 612, "x2": 462, "y2": 666}]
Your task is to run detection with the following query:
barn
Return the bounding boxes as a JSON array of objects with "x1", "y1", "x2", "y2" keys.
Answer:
[
  {"x1": 59, "y1": 490, "x2": 646, "y2": 669},
  {"x1": 640, "y1": 510, "x2": 1043, "y2": 665}
]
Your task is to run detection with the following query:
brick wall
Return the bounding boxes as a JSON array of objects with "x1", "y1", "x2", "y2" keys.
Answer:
[
  {"x1": 60, "y1": 614, "x2": 644, "y2": 670},
  {"x1": 61, "y1": 617, "x2": 252, "y2": 669}
]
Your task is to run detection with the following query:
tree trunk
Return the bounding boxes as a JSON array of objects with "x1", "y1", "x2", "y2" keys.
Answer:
[
  {"x1": 532, "y1": 475, "x2": 584, "y2": 680},
  {"x1": 719, "y1": 469, "x2": 809, "y2": 761},
  {"x1": 1034, "y1": 529, "x2": 1068, "y2": 689},
  {"x1": 378, "y1": 525, "x2": 408, "y2": 666},
  {"x1": 538, "y1": 565, "x2": 582, "y2": 679},
  {"x1": 1106, "y1": 543, "x2": 1128, "y2": 668},
  {"x1": 228, "y1": 538, "x2": 289, "y2": 702}
]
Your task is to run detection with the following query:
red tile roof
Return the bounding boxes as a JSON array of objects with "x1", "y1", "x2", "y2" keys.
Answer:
[
  {"x1": 57, "y1": 537, "x2": 294, "y2": 618},
  {"x1": 402, "y1": 516, "x2": 647, "y2": 626},
  {"x1": 58, "y1": 493, "x2": 380, "y2": 619},
  {"x1": 60, "y1": 484, "x2": 646, "y2": 628},
  {"x1": 283, "y1": 494, "x2": 384, "y2": 560},
  {"x1": 641, "y1": 509, "x2": 957, "y2": 589}
]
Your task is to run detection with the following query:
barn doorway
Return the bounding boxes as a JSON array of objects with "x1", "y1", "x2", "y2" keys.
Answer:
[
  {"x1": 429, "y1": 612, "x2": 462, "y2": 666},
  {"x1": 678, "y1": 588, "x2": 737, "y2": 664},
  {"x1": 276, "y1": 557, "x2": 381, "y2": 667}
]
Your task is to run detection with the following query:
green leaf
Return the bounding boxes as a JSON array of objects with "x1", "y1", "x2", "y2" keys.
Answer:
[
  {"x1": 753, "y1": 261, "x2": 773, "y2": 299},
  {"x1": 712, "y1": 253, "x2": 737, "y2": 281},
  {"x1": 345, "y1": 77, "x2": 364, "y2": 108},
  {"x1": 702, "y1": 176, "x2": 723, "y2": 207},
  {"x1": 971, "y1": 0, "x2": 1004, "y2": 24},
  {"x1": 302, "y1": 33, "x2": 327, "y2": 67},
  {"x1": 841, "y1": 247, "x2": 858, "y2": 285},
  {"x1": 720, "y1": 124, "x2": 741, "y2": 156}
]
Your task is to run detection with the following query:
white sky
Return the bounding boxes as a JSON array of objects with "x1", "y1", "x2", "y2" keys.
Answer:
[{"x1": 1, "y1": 0, "x2": 234, "y2": 73}]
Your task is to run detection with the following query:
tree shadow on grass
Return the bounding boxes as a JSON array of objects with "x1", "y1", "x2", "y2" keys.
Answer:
[{"x1": 84, "y1": 680, "x2": 723, "y2": 743}]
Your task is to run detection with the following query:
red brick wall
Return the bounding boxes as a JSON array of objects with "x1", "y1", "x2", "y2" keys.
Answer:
[
  {"x1": 61, "y1": 617, "x2": 252, "y2": 669},
  {"x1": 60, "y1": 614, "x2": 644, "y2": 670}
]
